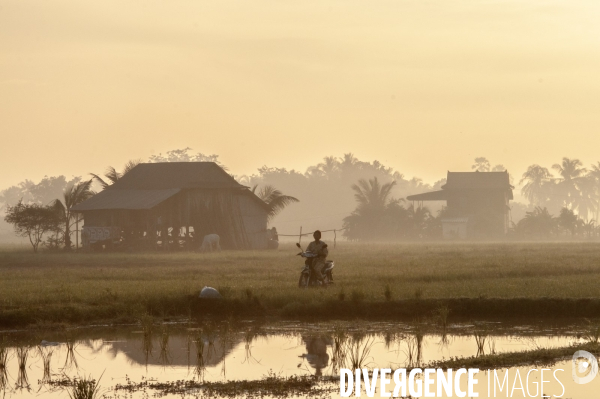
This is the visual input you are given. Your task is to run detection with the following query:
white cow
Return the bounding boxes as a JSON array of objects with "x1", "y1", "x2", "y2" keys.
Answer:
[{"x1": 200, "y1": 234, "x2": 221, "y2": 252}]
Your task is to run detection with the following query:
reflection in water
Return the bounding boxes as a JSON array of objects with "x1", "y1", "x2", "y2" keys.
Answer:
[
  {"x1": 0, "y1": 342, "x2": 8, "y2": 397},
  {"x1": 331, "y1": 325, "x2": 348, "y2": 374},
  {"x1": 141, "y1": 330, "x2": 153, "y2": 369},
  {"x1": 300, "y1": 334, "x2": 331, "y2": 376},
  {"x1": 438, "y1": 331, "x2": 451, "y2": 351},
  {"x1": 62, "y1": 339, "x2": 79, "y2": 371},
  {"x1": 473, "y1": 326, "x2": 495, "y2": 357},
  {"x1": 242, "y1": 327, "x2": 261, "y2": 365},
  {"x1": 158, "y1": 328, "x2": 171, "y2": 367},
  {"x1": 193, "y1": 331, "x2": 205, "y2": 380},
  {"x1": 37, "y1": 346, "x2": 54, "y2": 383},
  {"x1": 15, "y1": 346, "x2": 30, "y2": 391},
  {"x1": 405, "y1": 329, "x2": 424, "y2": 368},
  {"x1": 0, "y1": 321, "x2": 589, "y2": 398},
  {"x1": 345, "y1": 334, "x2": 374, "y2": 371}
]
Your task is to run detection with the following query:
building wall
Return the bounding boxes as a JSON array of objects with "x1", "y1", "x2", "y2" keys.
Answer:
[
  {"x1": 237, "y1": 194, "x2": 269, "y2": 249},
  {"x1": 445, "y1": 189, "x2": 510, "y2": 237},
  {"x1": 79, "y1": 189, "x2": 269, "y2": 250},
  {"x1": 442, "y1": 220, "x2": 468, "y2": 239}
]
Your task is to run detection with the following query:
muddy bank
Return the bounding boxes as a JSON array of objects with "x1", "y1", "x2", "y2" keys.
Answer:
[
  {"x1": 193, "y1": 297, "x2": 600, "y2": 321},
  {"x1": 3, "y1": 297, "x2": 600, "y2": 329}
]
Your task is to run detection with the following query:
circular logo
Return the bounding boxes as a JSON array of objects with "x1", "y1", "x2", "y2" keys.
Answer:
[{"x1": 572, "y1": 350, "x2": 598, "y2": 384}]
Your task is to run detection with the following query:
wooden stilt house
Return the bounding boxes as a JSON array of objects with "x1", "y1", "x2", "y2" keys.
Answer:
[{"x1": 71, "y1": 162, "x2": 270, "y2": 250}]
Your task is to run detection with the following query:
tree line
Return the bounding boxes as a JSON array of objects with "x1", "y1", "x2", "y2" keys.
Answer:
[{"x1": 2, "y1": 149, "x2": 600, "y2": 250}]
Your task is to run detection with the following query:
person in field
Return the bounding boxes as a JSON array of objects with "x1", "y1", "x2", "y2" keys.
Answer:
[{"x1": 306, "y1": 230, "x2": 328, "y2": 282}]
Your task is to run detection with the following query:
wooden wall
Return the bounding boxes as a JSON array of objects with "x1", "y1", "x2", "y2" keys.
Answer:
[{"x1": 80, "y1": 189, "x2": 269, "y2": 250}]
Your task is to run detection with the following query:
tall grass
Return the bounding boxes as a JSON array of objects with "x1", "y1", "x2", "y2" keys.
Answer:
[
  {"x1": 582, "y1": 319, "x2": 600, "y2": 344},
  {"x1": 433, "y1": 305, "x2": 450, "y2": 330},
  {"x1": 66, "y1": 374, "x2": 102, "y2": 399},
  {"x1": 474, "y1": 326, "x2": 489, "y2": 357},
  {"x1": 345, "y1": 333, "x2": 375, "y2": 370}
]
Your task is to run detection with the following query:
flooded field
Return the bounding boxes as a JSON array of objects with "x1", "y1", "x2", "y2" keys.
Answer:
[{"x1": 0, "y1": 320, "x2": 596, "y2": 398}]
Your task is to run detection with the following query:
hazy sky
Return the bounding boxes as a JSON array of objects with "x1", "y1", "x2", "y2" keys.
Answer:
[{"x1": 1, "y1": 0, "x2": 600, "y2": 189}]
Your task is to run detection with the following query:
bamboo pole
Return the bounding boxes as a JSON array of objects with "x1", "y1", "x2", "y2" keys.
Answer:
[
  {"x1": 76, "y1": 217, "x2": 79, "y2": 251},
  {"x1": 299, "y1": 226, "x2": 303, "y2": 245}
]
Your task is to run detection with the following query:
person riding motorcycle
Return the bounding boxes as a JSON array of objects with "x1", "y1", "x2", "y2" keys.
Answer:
[{"x1": 306, "y1": 230, "x2": 328, "y2": 282}]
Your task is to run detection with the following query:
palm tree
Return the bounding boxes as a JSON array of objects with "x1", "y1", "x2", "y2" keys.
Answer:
[
  {"x1": 519, "y1": 165, "x2": 553, "y2": 206},
  {"x1": 53, "y1": 180, "x2": 95, "y2": 250},
  {"x1": 338, "y1": 153, "x2": 359, "y2": 173},
  {"x1": 316, "y1": 156, "x2": 339, "y2": 178},
  {"x1": 552, "y1": 157, "x2": 586, "y2": 208},
  {"x1": 90, "y1": 159, "x2": 142, "y2": 190},
  {"x1": 573, "y1": 176, "x2": 598, "y2": 222},
  {"x1": 587, "y1": 162, "x2": 600, "y2": 222},
  {"x1": 251, "y1": 185, "x2": 299, "y2": 222},
  {"x1": 351, "y1": 177, "x2": 396, "y2": 211}
]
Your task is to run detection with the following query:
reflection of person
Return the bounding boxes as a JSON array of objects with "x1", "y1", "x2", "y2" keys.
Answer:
[
  {"x1": 301, "y1": 335, "x2": 331, "y2": 376},
  {"x1": 306, "y1": 230, "x2": 328, "y2": 281}
]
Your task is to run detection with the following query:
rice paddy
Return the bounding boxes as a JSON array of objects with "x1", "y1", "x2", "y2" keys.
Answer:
[{"x1": 1, "y1": 241, "x2": 600, "y2": 327}]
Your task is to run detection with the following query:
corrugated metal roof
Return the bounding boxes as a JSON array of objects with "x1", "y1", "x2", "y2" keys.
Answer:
[
  {"x1": 111, "y1": 162, "x2": 243, "y2": 190},
  {"x1": 72, "y1": 189, "x2": 180, "y2": 211},
  {"x1": 406, "y1": 190, "x2": 446, "y2": 201}
]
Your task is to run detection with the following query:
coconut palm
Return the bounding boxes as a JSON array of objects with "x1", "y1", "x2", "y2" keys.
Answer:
[
  {"x1": 552, "y1": 157, "x2": 586, "y2": 208},
  {"x1": 251, "y1": 185, "x2": 299, "y2": 222},
  {"x1": 573, "y1": 176, "x2": 598, "y2": 222},
  {"x1": 316, "y1": 156, "x2": 340, "y2": 178},
  {"x1": 587, "y1": 162, "x2": 600, "y2": 222},
  {"x1": 53, "y1": 180, "x2": 95, "y2": 250},
  {"x1": 519, "y1": 165, "x2": 554, "y2": 206},
  {"x1": 351, "y1": 177, "x2": 396, "y2": 211},
  {"x1": 338, "y1": 153, "x2": 359, "y2": 173},
  {"x1": 90, "y1": 159, "x2": 142, "y2": 190}
]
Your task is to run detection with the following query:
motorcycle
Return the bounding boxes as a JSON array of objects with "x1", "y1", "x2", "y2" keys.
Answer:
[{"x1": 296, "y1": 242, "x2": 334, "y2": 288}]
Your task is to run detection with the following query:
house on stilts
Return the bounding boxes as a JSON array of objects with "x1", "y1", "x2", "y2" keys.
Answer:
[
  {"x1": 71, "y1": 162, "x2": 270, "y2": 250},
  {"x1": 407, "y1": 171, "x2": 513, "y2": 239}
]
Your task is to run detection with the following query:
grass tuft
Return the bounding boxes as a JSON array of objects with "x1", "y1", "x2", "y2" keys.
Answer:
[{"x1": 66, "y1": 374, "x2": 103, "y2": 399}]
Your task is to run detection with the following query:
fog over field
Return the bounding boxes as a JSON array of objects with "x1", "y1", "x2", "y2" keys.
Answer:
[
  {"x1": 1, "y1": 148, "x2": 599, "y2": 244},
  {"x1": 2, "y1": 0, "x2": 600, "y2": 243}
]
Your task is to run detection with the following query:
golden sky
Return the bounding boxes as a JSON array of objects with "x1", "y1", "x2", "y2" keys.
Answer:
[{"x1": 1, "y1": 0, "x2": 600, "y2": 189}]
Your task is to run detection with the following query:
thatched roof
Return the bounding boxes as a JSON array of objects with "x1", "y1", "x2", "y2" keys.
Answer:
[
  {"x1": 71, "y1": 188, "x2": 181, "y2": 211},
  {"x1": 110, "y1": 162, "x2": 245, "y2": 190},
  {"x1": 72, "y1": 162, "x2": 265, "y2": 211}
]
